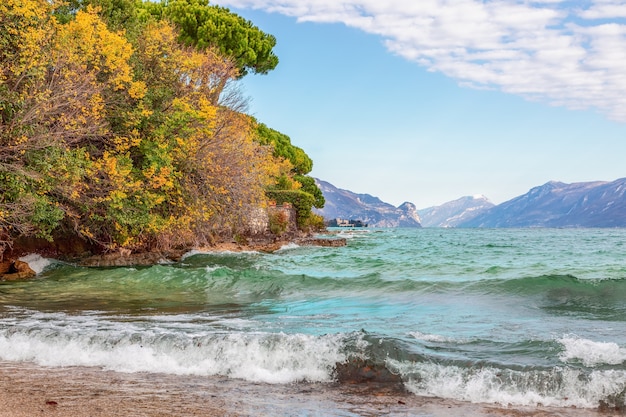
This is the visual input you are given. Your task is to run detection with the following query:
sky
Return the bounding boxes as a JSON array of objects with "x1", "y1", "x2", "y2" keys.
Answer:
[{"x1": 213, "y1": 0, "x2": 626, "y2": 209}]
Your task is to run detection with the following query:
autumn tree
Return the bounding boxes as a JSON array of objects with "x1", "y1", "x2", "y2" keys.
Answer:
[
  {"x1": 54, "y1": 0, "x2": 139, "y2": 31},
  {"x1": 106, "y1": 20, "x2": 280, "y2": 248},
  {"x1": 0, "y1": 0, "x2": 139, "y2": 250},
  {"x1": 0, "y1": 0, "x2": 320, "y2": 257},
  {"x1": 254, "y1": 122, "x2": 312, "y2": 175},
  {"x1": 1, "y1": 0, "x2": 150, "y2": 251}
]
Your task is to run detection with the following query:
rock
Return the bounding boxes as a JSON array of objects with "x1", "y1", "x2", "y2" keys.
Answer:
[
  {"x1": 334, "y1": 358, "x2": 405, "y2": 394},
  {"x1": 297, "y1": 237, "x2": 347, "y2": 247},
  {"x1": 0, "y1": 260, "x2": 37, "y2": 281},
  {"x1": 79, "y1": 250, "x2": 185, "y2": 267},
  {"x1": 79, "y1": 252, "x2": 161, "y2": 267},
  {"x1": 0, "y1": 235, "x2": 345, "y2": 272},
  {"x1": 0, "y1": 261, "x2": 11, "y2": 275},
  {"x1": 254, "y1": 242, "x2": 285, "y2": 253}
]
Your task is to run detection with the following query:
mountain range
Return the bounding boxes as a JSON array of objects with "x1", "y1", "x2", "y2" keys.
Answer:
[
  {"x1": 315, "y1": 177, "x2": 626, "y2": 228},
  {"x1": 313, "y1": 179, "x2": 422, "y2": 227},
  {"x1": 460, "y1": 178, "x2": 626, "y2": 228}
]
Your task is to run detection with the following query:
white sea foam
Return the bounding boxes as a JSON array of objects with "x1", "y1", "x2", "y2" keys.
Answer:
[
  {"x1": 277, "y1": 243, "x2": 300, "y2": 252},
  {"x1": 0, "y1": 316, "x2": 349, "y2": 384},
  {"x1": 181, "y1": 249, "x2": 212, "y2": 260},
  {"x1": 389, "y1": 359, "x2": 626, "y2": 409},
  {"x1": 409, "y1": 331, "x2": 454, "y2": 343},
  {"x1": 558, "y1": 336, "x2": 626, "y2": 367},
  {"x1": 17, "y1": 254, "x2": 52, "y2": 275},
  {"x1": 335, "y1": 229, "x2": 370, "y2": 239},
  {"x1": 181, "y1": 249, "x2": 259, "y2": 260},
  {"x1": 204, "y1": 265, "x2": 223, "y2": 273}
]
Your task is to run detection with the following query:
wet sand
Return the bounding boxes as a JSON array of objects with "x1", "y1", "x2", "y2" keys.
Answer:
[{"x1": 0, "y1": 362, "x2": 616, "y2": 417}]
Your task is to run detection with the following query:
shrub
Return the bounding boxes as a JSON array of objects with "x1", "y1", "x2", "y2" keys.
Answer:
[
  {"x1": 265, "y1": 190, "x2": 315, "y2": 227},
  {"x1": 268, "y1": 210, "x2": 289, "y2": 236},
  {"x1": 302, "y1": 213, "x2": 326, "y2": 232}
]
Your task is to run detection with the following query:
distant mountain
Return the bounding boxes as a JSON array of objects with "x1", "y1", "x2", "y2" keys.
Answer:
[
  {"x1": 460, "y1": 178, "x2": 626, "y2": 228},
  {"x1": 418, "y1": 195, "x2": 494, "y2": 227},
  {"x1": 313, "y1": 179, "x2": 422, "y2": 227}
]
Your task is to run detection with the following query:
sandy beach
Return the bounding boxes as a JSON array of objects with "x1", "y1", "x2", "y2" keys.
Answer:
[{"x1": 0, "y1": 362, "x2": 611, "y2": 417}]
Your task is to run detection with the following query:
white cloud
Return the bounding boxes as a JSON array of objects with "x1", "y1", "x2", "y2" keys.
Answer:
[
  {"x1": 215, "y1": 0, "x2": 626, "y2": 122},
  {"x1": 579, "y1": 0, "x2": 626, "y2": 19}
]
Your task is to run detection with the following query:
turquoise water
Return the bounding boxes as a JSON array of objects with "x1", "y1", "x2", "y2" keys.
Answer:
[{"x1": 2, "y1": 228, "x2": 626, "y2": 409}]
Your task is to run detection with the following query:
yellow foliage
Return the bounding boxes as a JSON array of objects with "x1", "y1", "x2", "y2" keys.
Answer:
[
  {"x1": 1, "y1": 1, "x2": 317, "y2": 253},
  {"x1": 55, "y1": 6, "x2": 137, "y2": 94},
  {"x1": 128, "y1": 81, "x2": 147, "y2": 100},
  {"x1": 1, "y1": 0, "x2": 54, "y2": 80}
]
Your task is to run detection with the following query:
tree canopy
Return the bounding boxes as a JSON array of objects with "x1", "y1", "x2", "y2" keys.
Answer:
[
  {"x1": 145, "y1": 0, "x2": 278, "y2": 77},
  {"x1": 52, "y1": 0, "x2": 279, "y2": 78},
  {"x1": 254, "y1": 122, "x2": 313, "y2": 176},
  {"x1": 253, "y1": 122, "x2": 324, "y2": 209}
]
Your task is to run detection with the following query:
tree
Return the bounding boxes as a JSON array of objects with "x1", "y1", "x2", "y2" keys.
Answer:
[
  {"x1": 253, "y1": 121, "x2": 324, "y2": 210},
  {"x1": 294, "y1": 175, "x2": 325, "y2": 209},
  {"x1": 119, "y1": 20, "x2": 280, "y2": 247},
  {"x1": 0, "y1": 1, "x2": 146, "y2": 251},
  {"x1": 254, "y1": 122, "x2": 312, "y2": 175},
  {"x1": 0, "y1": 1, "x2": 133, "y2": 249},
  {"x1": 54, "y1": 0, "x2": 139, "y2": 31},
  {"x1": 0, "y1": 0, "x2": 318, "y2": 257},
  {"x1": 146, "y1": 0, "x2": 278, "y2": 77}
]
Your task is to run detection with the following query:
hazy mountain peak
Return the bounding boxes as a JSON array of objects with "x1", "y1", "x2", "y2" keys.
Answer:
[
  {"x1": 472, "y1": 194, "x2": 489, "y2": 200},
  {"x1": 398, "y1": 202, "x2": 422, "y2": 225},
  {"x1": 418, "y1": 195, "x2": 494, "y2": 228}
]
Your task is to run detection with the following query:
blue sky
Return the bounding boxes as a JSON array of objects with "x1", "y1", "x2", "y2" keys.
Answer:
[{"x1": 214, "y1": 0, "x2": 626, "y2": 208}]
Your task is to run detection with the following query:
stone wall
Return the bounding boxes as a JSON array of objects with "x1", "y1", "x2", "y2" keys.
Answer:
[
  {"x1": 246, "y1": 207, "x2": 270, "y2": 235},
  {"x1": 248, "y1": 204, "x2": 298, "y2": 236}
]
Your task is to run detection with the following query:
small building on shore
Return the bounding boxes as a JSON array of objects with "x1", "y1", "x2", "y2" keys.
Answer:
[{"x1": 328, "y1": 218, "x2": 368, "y2": 228}]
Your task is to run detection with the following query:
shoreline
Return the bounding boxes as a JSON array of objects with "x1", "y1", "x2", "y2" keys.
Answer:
[
  {"x1": 1, "y1": 235, "x2": 347, "y2": 277},
  {"x1": 0, "y1": 362, "x2": 607, "y2": 417},
  {"x1": 0, "y1": 229, "x2": 624, "y2": 416}
]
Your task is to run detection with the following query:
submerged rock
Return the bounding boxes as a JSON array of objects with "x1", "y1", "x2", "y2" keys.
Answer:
[
  {"x1": 79, "y1": 250, "x2": 185, "y2": 267},
  {"x1": 297, "y1": 237, "x2": 347, "y2": 247},
  {"x1": 334, "y1": 358, "x2": 404, "y2": 393}
]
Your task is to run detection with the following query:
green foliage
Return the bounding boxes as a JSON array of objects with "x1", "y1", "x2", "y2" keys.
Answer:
[
  {"x1": 145, "y1": 0, "x2": 278, "y2": 77},
  {"x1": 254, "y1": 122, "x2": 312, "y2": 175},
  {"x1": 301, "y1": 212, "x2": 326, "y2": 232},
  {"x1": 54, "y1": 0, "x2": 140, "y2": 32},
  {"x1": 294, "y1": 175, "x2": 325, "y2": 209},
  {"x1": 255, "y1": 121, "x2": 324, "y2": 217},
  {"x1": 0, "y1": 85, "x2": 21, "y2": 126},
  {"x1": 0, "y1": 168, "x2": 65, "y2": 242},
  {"x1": 91, "y1": 0, "x2": 139, "y2": 29},
  {"x1": 266, "y1": 190, "x2": 315, "y2": 227},
  {"x1": 270, "y1": 174, "x2": 294, "y2": 191}
]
